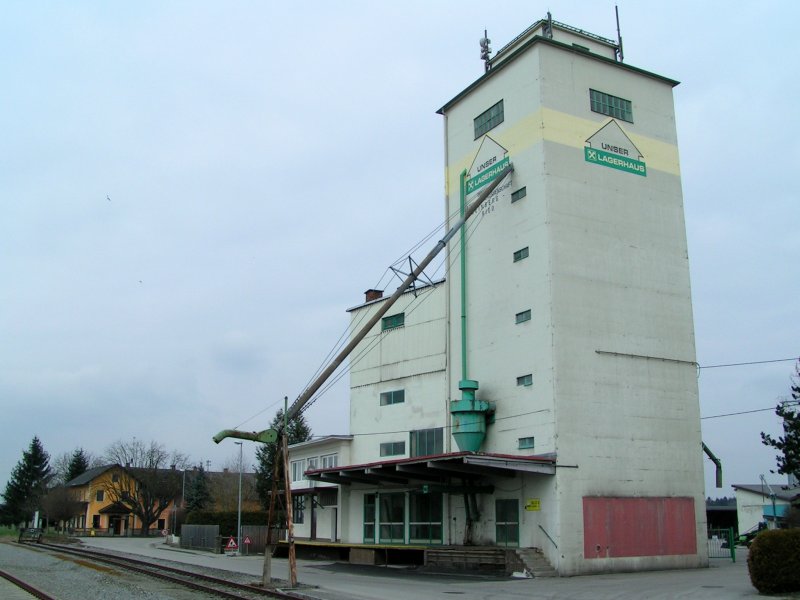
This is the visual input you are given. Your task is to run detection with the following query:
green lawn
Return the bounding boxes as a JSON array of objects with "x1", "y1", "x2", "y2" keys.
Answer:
[{"x1": 0, "y1": 526, "x2": 19, "y2": 538}]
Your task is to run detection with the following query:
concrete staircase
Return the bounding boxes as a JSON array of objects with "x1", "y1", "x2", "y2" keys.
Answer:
[{"x1": 514, "y1": 547, "x2": 558, "y2": 577}]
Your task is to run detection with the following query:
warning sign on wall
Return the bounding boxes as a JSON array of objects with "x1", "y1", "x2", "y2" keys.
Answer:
[{"x1": 525, "y1": 498, "x2": 541, "y2": 511}]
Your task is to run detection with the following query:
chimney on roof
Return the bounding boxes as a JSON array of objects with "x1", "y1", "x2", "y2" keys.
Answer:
[{"x1": 364, "y1": 289, "x2": 384, "y2": 302}]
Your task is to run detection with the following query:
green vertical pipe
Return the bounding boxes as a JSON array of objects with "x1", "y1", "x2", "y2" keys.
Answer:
[{"x1": 459, "y1": 169, "x2": 468, "y2": 382}]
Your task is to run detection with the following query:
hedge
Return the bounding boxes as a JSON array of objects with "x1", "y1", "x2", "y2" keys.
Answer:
[{"x1": 747, "y1": 528, "x2": 800, "y2": 594}]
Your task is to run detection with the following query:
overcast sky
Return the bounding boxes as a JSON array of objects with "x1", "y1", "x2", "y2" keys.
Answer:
[{"x1": 1, "y1": 1, "x2": 798, "y2": 500}]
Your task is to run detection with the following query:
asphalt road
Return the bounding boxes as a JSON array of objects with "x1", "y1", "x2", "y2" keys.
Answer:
[{"x1": 79, "y1": 537, "x2": 763, "y2": 600}]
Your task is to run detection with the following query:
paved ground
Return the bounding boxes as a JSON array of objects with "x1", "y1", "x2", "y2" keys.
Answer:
[{"x1": 79, "y1": 537, "x2": 764, "y2": 600}]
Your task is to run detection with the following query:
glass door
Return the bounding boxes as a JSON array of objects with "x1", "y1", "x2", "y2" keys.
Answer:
[
  {"x1": 495, "y1": 499, "x2": 519, "y2": 547},
  {"x1": 379, "y1": 493, "x2": 405, "y2": 543}
]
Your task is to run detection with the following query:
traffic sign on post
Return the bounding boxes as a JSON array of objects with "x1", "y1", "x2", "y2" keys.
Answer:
[
  {"x1": 244, "y1": 536, "x2": 251, "y2": 545},
  {"x1": 226, "y1": 537, "x2": 238, "y2": 550}
]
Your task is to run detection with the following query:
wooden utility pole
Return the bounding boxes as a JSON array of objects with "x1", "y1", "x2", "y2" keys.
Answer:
[
  {"x1": 283, "y1": 397, "x2": 298, "y2": 587},
  {"x1": 261, "y1": 444, "x2": 282, "y2": 588}
]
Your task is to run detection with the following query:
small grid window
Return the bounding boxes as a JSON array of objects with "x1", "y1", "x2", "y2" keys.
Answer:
[
  {"x1": 589, "y1": 89, "x2": 633, "y2": 123},
  {"x1": 474, "y1": 100, "x2": 504, "y2": 139},
  {"x1": 382, "y1": 313, "x2": 405, "y2": 331},
  {"x1": 307, "y1": 457, "x2": 318, "y2": 471},
  {"x1": 518, "y1": 437, "x2": 535, "y2": 449},
  {"x1": 380, "y1": 441, "x2": 406, "y2": 457},
  {"x1": 517, "y1": 374, "x2": 533, "y2": 387},
  {"x1": 515, "y1": 309, "x2": 532, "y2": 324},
  {"x1": 380, "y1": 389, "x2": 405, "y2": 406},
  {"x1": 511, "y1": 187, "x2": 527, "y2": 203},
  {"x1": 95, "y1": 490, "x2": 104, "y2": 502},
  {"x1": 513, "y1": 247, "x2": 529, "y2": 262},
  {"x1": 321, "y1": 453, "x2": 338, "y2": 469},
  {"x1": 411, "y1": 427, "x2": 444, "y2": 457}
]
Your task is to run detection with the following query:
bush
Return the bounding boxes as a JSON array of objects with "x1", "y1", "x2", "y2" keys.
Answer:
[{"x1": 747, "y1": 528, "x2": 800, "y2": 593}]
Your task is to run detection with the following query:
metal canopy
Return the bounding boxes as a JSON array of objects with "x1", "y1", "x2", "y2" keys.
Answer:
[{"x1": 305, "y1": 452, "x2": 555, "y2": 487}]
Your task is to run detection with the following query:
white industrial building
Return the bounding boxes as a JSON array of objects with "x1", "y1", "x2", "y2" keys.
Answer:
[
  {"x1": 732, "y1": 483, "x2": 800, "y2": 534},
  {"x1": 289, "y1": 15, "x2": 708, "y2": 575}
]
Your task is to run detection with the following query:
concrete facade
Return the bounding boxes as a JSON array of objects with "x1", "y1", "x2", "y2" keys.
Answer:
[
  {"x1": 289, "y1": 436, "x2": 353, "y2": 542},
  {"x1": 295, "y1": 17, "x2": 707, "y2": 576}
]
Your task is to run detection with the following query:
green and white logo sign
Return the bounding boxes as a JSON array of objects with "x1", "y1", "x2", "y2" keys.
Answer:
[
  {"x1": 466, "y1": 136, "x2": 511, "y2": 213},
  {"x1": 585, "y1": 120, "x2": 646, "y2": 177},
  {"x1": 466, "y1": 155, "x2": 510, "y2": 195}
]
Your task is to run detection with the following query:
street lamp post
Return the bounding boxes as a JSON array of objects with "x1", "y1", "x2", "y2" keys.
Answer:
[
  {"x1": 235, "y1": 442, "x2": 243, "y2": 555},
  {"x1": 171, "y1": 466, "x2": 187, "y2": 538}
]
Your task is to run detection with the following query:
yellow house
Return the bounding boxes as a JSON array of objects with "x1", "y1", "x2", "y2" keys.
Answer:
[{"x1": 66, "y1": 465, "x2": 179, "y2": 535}]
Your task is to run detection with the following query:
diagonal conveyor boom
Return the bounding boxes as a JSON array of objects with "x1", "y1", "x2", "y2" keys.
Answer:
[{"x1": 286, "y1": 165, "x2": 514, "y2": 422}]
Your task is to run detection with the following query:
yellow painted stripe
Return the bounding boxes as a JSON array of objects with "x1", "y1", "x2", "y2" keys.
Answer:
[{"x1": 446, "y1": 108, "x2": 680, "y2": 191}]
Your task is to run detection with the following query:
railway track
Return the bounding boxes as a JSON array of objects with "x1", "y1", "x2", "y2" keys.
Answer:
[
  {"x1": 0, "y1": 567, "x2": 57, "y2": 599},
  {"x1": 21, "y1": 541, "x2": 305, "y2": 600}
]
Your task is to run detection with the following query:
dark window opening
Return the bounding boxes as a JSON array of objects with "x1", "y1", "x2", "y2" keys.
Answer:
[
  {"x1": 474, "y1": 100, "x2": 504, "y2": 138},
  {"x1": 590, "y1": 89, "x2": 633, "y2": 122}
]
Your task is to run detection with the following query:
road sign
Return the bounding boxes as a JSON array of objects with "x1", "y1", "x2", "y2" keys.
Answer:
[
  {"x1": 161, "y1": 529, "x2": 168, "y2": 536},
  {"x1": 243, "y1": 536, "x2": 251, "y2": 545},
  {"x1": 226, "y1": 537, "x2": 238, "y2": 550}
]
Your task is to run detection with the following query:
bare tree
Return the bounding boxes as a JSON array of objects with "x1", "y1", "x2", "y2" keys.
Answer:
[
  {"x1": 51, "y1": 448, "x2": 102, "y2": 486},
  {"x1": 209, "y1": 452, "x2": 258, "y2": 512},
  {"x1": 51, "y1": 452, "x2": 72, "y2": 487},
  {"x1": 41, "y1": 486, "x2": 83, "y2": 532},
  {"x1": 103, "y1": 439, "x2": 188, "y2": 535}
]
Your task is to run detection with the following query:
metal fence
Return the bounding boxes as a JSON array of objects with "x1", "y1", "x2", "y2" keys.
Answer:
[
  {"x1": 180, "y1": 524, "x2": 219, "y2": 552},
  {"x1": 238, "y1": 526, "x2": 286, "y2": 555},
  {"x1": 179, "y1": 524, "x2": 286, "y2": 554},
  {"x1": 69, "y1": 527, "x2": 161, "y2": 537},
  {"x1": 707, "y1": 527, "x2": 735, "y2": 562}
]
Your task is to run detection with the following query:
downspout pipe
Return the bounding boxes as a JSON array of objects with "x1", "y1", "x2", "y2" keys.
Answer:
[
  {"x1": 459, "y1": 169, "x2": 468, "y2": 383},
  {"x1": 702, "y1": 442, "x2": 723, "y2": 488}
]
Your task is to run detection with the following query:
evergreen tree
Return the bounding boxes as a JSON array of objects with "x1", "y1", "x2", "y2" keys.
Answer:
[
  {"x1": 66, "y1": 448, "x2": 90, "y2": 482},
  {"x1": 255, "y1": 409, "x2": 312, "y2": 508},
  {"x1": 761, "y1": 360, "x2": 800, "y2": 481},
  {"x1": 0, "y1": 437, "x2": 53, "y2": 526},
  {"x1": 184, "y1": 465, "x2": 212, "y2": 512}
]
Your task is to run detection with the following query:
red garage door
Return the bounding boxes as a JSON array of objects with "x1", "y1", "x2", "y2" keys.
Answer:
[{"x1": 583, "y1": 496, "x2": 696, "y2": 558}]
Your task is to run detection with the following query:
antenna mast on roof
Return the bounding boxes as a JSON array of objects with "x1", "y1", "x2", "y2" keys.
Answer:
[
  {"x1": 479, "y1": 29, "x2": 491, "y2": 72},
  {"x1": 615, "y1": 4, "x2": 624, "y2": 62}
]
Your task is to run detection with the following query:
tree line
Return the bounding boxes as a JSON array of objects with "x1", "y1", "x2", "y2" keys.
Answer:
[{"x1": 0, "y1": 408, "x2": 312, "y2": 534}]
